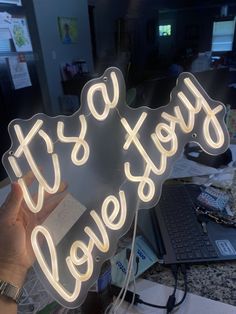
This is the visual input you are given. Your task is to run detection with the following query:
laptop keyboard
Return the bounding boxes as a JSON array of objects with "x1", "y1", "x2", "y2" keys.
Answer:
[{"x1": 159, "y1": 184, "x2": 218, "y2": 261}]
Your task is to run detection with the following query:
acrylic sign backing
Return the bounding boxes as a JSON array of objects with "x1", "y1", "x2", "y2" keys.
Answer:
[{"x1": 2, "y1": 68, "x2": 229, "y2": 307}]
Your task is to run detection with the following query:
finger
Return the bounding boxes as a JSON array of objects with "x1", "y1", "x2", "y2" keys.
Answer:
[
  {"x1": 21, "y1": 170, "x2": 37, "y2": 186},
  {"x1": 0, "y1": 182, "x2": 23, "y2": 219},
  {"x1": 44, "y1": 181, "x2": 68, "y2": 200},
  {"x1": 17, "y1": 167, "x2": 44, "y2": 193},
  {"x1": 21, "y1": 175, "x2": 67, "y2": 212}
]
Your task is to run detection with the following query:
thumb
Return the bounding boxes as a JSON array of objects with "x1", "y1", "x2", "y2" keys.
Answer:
[{"x1": 0, "y1": 182, "x2": 23, "y2": 219}]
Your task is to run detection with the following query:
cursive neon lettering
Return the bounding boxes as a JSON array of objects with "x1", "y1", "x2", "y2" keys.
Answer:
[
  {"x1": 57, "y1": 115, "x2": 90, "y2": 166},
  {"x1": 184, "y1": 77, "x2": 225, "y2": 148},
  {"x1": 101, "y1": 190, "x2": 127, "y2": 230},
  {"x1": 31, "y1": 225, "x2": 82, "y2": 302},
  {"x1": 31, "y1": 190, "x2": 127, "y2": 302},
  {"x1": 4, "y1": 69, "x2": 228, "y2": 307},
  {"x1": 87, "y1": 71, "x2": 119, "y2": 121},
  {"x1": 66, "y1": 241, "x2": 93, "y2": 282},
  {"x1": 10, "y1": 121, "x2": 61, "y2": 213},
  {"x1": 85, "y1": 210, "x2": 110, "y2": 253}
]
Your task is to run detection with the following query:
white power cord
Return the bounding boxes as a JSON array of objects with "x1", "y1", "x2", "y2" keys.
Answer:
[
  {"x1": 126, "y1": 267, "x2": 136, "y2": 313},
  {"x1": 109, "y1": 208, "x2": 139, "y2": 313}
]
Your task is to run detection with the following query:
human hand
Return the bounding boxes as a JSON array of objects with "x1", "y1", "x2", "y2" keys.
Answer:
[{"x1": 0, "y1": 180, "x2": 67, "y2": 288}]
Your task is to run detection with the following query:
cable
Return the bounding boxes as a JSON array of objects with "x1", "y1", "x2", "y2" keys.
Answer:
[
  {"x1": 139, "y1": 298, "x2": 167, "y2": 309},
  {"x1": 113, "y1": 208, "x2": 139, "y2": 313},
  {"x1": 126, "y1": 267, "x2": 137, "y2": 313},
  {"x1": 111, "y1": 264, "x2": 188, "y2": 314},
  {"x1": 174, "y1": 264, "x2": 187, "y2": 308},
  {"x1": 123, "y1": 246, "x2": 139, "y2": 312},
  {"x1": 170, "y1": 264, "x2": 178, "y2": 295},
  {"x1": 138, "y1": 266, "x2": 179, "y2": 312},
  {"x1": 126, "y1": 248, "x2": 139, "y2": 277},
  {"x1": 108, "y1": 208, "x2": 139, "y2": 313},
  {"x1": 134, "y1": 256, "x2": 139, "y2": 276}
]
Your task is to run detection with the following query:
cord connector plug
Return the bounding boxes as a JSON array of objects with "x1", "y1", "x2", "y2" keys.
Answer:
[{"x1": 166, "y1": 294, "x2": 176, "y2": 313}]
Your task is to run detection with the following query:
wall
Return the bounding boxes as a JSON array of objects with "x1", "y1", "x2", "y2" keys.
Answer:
[
  {"x1": 91, "y1": 0, "x2": 159, "y2": 75},
  {"x1": 92, "y1": 1, "x2": 236, "y2": 79},
  {"x1": 31, "y1": 0, "x2": 93, "y2": 114},
  {"x1": 92, "y1": 0, "x2": 130, "y2": 58},
  {"x1": 159, "y1": 4, "x2": 236, "y2": 61}
]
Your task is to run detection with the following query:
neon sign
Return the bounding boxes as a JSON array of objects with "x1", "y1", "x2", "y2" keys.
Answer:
[{"x1": 2, "y1": 68, "x2": 229, "y2": 308}]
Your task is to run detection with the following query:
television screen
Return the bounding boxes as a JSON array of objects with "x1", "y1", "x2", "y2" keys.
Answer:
[
  {"x1": 159, "y1": 24, "x2": 171, "y2": 37},
  {"x1": 211, "y1": 19, "x2": 235, "y2": 52}
]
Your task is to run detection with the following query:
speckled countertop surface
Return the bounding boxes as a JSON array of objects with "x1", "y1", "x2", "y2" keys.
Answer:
[{"x1": 142, "y1": 261, "x2": 236, "y2": 306}]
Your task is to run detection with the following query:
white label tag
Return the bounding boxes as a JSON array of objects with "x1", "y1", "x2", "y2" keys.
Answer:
[
  {"x1": 43, "y1": 194, "x2": 86, "y2": 245},
  {"x1": 215, "y1": 239, "x2": 236, "y2": 256}
]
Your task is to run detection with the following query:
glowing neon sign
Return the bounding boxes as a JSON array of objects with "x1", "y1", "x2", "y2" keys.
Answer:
[{"x1": 2, "y1": 68, "x2": 229, "y2": 308}]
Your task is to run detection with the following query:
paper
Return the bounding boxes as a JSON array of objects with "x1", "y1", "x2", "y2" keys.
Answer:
[
  {"x1": 111, "y1": 236, "x2": 158, "y2": 287},
  {"x1": 0, "y1": 11, "x2": 11, "y2": 26},
  {"x1": 9, "y1": 17, "x2": 32, "y2": 52},
  {"x1": 43, "y1": 194, "x2": 86, "y2": 246},
  {"x1": 8, "y1": 55, "x2": 32, "y2": 90},
  {"x1": 0, "y1": 11, "x2": 12, "y2": 39},
  {"x1": 117, "y1": 279, "x2": 236, "y2": 314},
  {"x1": 170, "y1": 155, "x2": 220, "y2": 179}
]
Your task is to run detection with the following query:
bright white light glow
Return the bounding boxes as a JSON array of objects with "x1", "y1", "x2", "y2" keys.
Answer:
[
  {"x1": 14, "y1": 121, "x2": 61, "y2": 194},
  {"x1": 121, "y1": 76, "x2": 226, "y2": 202},
  {"x1": 87, "y1": 71, "x2": 119, "y2": 120},
  {"x1": 57, "y1": 115, "x2": 90, "y2": 166},
  {"x1": 19, "y1": 178, "x2": 45, "y2": 213},
  {"x1": 5, "y1": 69, "x2": 227, "y2": 307},
  {"x1": 101, "y1": 191, "x2": 127, "y2": 230},
  {"x1": 66, "y1": 241, "x2": 93, "y2": 282},
  {"x1": 11, "y1": 121, "x2": 61, "y2": 213},
  {"x1": 14, "y1": 120, "x2": 43, "y2": 157},
  {"x1": 31, "y1": 191, "x2": 127, "y2": 303},
  {"x1": 84, "y1": 210, "x2": 110, "y2": 253},
  {"x1": 121, "y1": 114, "x2": 165, "y2": 175},
  {"x1": 31, "y1": 225, "x2": 82, "y2": 302},
  {"x1": 8, "y1": 156, "x2": 22, "y2": 178},
  {"x1": 124, "y1": 163, "x2": 155, "y2": 202},
  {"x1": 184, "y1": 77, "x2": 224, "y2": 148},
  {"x1": 123, "y1": 113, "x2": 147, "y2": 150}
]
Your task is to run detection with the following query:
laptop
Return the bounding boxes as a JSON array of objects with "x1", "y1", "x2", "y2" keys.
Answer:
[{"x1": 138, "y1": 183, "x2": 236, "y2": 265}]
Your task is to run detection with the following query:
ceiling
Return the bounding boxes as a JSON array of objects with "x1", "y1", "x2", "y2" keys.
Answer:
[
  {"x1": 122, "y1": 0, "x2": 236, "y2": 14},
  {"x1": 116, "y1": 0, "x2": 236, "y2": 19},
  {"x1": 146, "y1": 0, "x2": 236, "y2": 10}
]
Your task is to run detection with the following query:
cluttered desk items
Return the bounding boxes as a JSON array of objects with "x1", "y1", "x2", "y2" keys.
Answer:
[
  {"x1": 138, "y1": 182, "x2": 236, "y2": 265},
  {"x1": 1, "y1": 67, "x2": 230, "y2": 309}
]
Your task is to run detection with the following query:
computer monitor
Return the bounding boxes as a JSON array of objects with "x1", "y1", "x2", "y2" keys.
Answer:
[
  {"x1": 211, "y1": 17, "x2": 236, "y2": 52},
  {"x1": 159, "y1": 24, "x2": 171, "y2": 37}
]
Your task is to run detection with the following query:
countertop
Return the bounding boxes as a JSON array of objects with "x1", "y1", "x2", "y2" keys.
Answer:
[{"x1": 143, "y1": 261, "x2": 236, "y2": 306}]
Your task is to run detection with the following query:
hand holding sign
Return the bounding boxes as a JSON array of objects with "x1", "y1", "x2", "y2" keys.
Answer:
[
  {"x1": 2, "y1": 68, "x2": 230, "y2": 308},
  {"x1": 0, "y1": 176, "x2": 67, "y2": 288}
]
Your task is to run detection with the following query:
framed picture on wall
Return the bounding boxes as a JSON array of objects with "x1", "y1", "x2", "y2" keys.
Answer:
[{"x1": 58, "y1": 17, "x2": 78, "y2": 44}]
